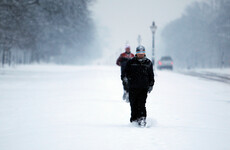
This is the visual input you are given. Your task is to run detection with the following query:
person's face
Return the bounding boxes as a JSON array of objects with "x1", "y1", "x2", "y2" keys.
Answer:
[
  {"x1": 136, "y1": 53, "x2": 145, "y2": 58},
  {"x1": 125, "y1": 47, "x2": 130, "y2": 53}
]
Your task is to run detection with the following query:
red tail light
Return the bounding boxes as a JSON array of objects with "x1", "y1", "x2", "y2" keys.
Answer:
[
  {"x1": 171, "y1": 62, "x2": 173, "y2": 65},
  {"x1": 158, "y1": 61, "x2": 162, "y2": 65}
]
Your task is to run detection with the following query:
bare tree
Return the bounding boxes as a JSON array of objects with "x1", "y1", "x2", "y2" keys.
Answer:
[
  {"x1": 162, "y1": 0, "x2": 230, "y2": 68},
  {"x1": 0, "y1": 0, "x2": 98, "y2": 66}
]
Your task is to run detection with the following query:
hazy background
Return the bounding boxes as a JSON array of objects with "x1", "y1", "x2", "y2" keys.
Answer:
[
  {"x1": 90, "y1": 0, "x2": 203, "y2": 64},
  {"x1": 91, "y1": 0, "x2": 230, "y2": 68},
  {"x1": 0, "y1": 0, "x2": 229, "y2": 68}
]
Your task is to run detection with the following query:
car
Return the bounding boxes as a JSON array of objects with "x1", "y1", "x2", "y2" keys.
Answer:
[{"x1": 157, "y1": 56, "x2": 173, "y2": 70}]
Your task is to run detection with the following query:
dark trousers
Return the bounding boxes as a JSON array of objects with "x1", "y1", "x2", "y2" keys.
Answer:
[{"x1": 129, "y1": 88, "x2": 148, "y2": 122}]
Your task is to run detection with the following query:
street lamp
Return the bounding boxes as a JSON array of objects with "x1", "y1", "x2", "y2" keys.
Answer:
[
  {"x1": 150, "y1": 21, "x2": 157, "y2": 68},
  {"x1": 137, "y1": 35, "x2": 142, "y2": 46}
]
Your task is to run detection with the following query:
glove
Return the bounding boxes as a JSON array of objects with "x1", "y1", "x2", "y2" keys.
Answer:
[
  {"x1": 122, "y1": 77, "x2": 128, "y2": 85},
  {"x1": 148, "y1": 86, "x2": 153, "y2": 93},
  {"x1": 122, "y1": 77, "x2": 129, "y2": 91}
]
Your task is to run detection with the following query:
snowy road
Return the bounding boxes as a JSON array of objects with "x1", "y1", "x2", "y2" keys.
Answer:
[{"x1": 0, "y1": 65, "x2": 230, "y2": 150}]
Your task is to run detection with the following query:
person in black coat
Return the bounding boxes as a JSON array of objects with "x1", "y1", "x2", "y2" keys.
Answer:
[{"x1": 124, "y1": 45, "x2": 155, "y2": 126}]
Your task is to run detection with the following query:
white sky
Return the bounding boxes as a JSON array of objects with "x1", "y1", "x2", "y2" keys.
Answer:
[{"x1": 90, "y1": 0, "x2": 202, "y2": 59}]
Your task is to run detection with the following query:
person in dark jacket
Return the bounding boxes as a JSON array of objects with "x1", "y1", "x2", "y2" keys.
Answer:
[
  {"x1": 116, "y1": 46, "x2": 134, "y2": 101},
  {"x1": 124, "y1": 45, "x2": 155, "y2": 126}
]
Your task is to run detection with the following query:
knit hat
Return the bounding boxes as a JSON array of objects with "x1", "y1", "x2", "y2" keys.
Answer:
[
  {"x1": 125, "y1": 45, "x2": 130, "y2": 50},
  {"x1": 136, "y1": 45, "x2": 145, "y2": 54}
]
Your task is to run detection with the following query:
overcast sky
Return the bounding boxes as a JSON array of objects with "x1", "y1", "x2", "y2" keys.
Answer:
[{"x1": 90, "y1": 0, "x2": 202, "y2": 59}]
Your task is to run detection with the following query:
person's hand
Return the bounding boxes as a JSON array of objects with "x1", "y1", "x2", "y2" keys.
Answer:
[
  {"x1": 122, "y1": 77, "x2": 128, "y2": 85},
  {"x1": 148, "y1": 86, "x2": 153, "y2": 93}
]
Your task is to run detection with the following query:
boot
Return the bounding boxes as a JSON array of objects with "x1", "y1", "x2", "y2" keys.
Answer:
[{"x1": 137, "y1": 117, "x2": 146, "y2": 127}]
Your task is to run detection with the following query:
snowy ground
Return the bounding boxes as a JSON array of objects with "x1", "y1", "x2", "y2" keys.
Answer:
[{"x1": 0, "y1": 65, "x2": 230, "y2": 150}]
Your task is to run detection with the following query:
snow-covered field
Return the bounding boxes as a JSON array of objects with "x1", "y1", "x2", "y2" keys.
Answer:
[{"x1": 0, "y1": 65, "x2": 230, "y2": 150}]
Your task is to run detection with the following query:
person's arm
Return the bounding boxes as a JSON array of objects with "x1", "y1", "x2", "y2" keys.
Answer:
[
  {"x1": 148, "y1": 61, "x2": 155, "y2": 86},
  {"x1": 116, "y1": 55, "x2": 122, "y2": 66},
  {"x1": 147, "y1": 61, "x2": 154, "y2": 93},
  {"x1": 123, "y1": 60, "x2": 131, "y2": 80}
]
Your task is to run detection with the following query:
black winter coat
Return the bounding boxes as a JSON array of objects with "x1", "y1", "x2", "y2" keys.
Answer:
[{"x1": 124, "y1": 56, "x2": 155, "y2": 89}]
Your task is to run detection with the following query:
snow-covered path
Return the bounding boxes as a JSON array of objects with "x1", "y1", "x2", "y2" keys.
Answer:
[{"x1": 0, "y1": 65, "x2": 230, "y2": 150}]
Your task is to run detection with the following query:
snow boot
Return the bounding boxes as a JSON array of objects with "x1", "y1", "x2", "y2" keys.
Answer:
[{"x1": 137, "y1": 117, "x2": 146, "y2": 127}]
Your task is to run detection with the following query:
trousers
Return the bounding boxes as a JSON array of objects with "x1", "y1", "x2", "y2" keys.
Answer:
[{"x1": 129, "y1": 88, "x2": 148, "y2": 122}]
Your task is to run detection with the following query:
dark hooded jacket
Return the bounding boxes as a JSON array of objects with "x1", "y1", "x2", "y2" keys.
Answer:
[{"x1": 124, "y1": 56, "x2": 155, "y2": 89}]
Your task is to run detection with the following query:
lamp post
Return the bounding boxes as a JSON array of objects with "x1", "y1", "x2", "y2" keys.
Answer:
[
  {"x1": 137, "y1": 35, "x2": 142, "y2": 46},
  {"x1": 150, "y1": 21, "x2": 157, "y2": 68}
]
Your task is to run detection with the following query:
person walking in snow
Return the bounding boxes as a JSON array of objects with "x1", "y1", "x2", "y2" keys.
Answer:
[
  {"x1": 124, "y1": 45, "x2": 155, "y2": 126},
  {"x1": 116, "y1": 45, "x2": 134, "y2": 102}
]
